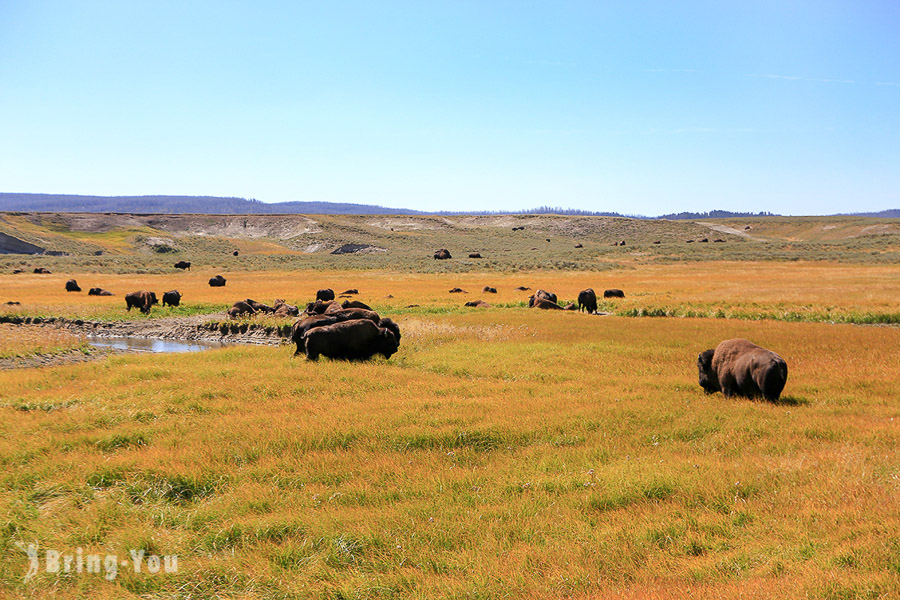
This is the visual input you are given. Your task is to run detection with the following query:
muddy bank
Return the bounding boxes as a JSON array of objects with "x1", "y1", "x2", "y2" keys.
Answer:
[
  {"x1": 0, "y1": 347, "x2": 114, "y2": 370},
  {"x1": 0, "y1": 314, "x2": 292, "y2": 345}
]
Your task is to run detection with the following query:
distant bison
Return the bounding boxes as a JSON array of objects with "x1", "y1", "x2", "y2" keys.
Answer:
[
  {"x1": 340, "y1": 289, "x2": 359, "y2": 295},
  {"x1": 125, "y1": 290, "x2": 158, "y2": 314},
  {"x1": 65, "y1": 279, "x2": 81, "y2": 292},
  {"x1": 577, "y1": 288, "x2": 597, "y2": 314},
  {"x1": 342, "y1": 300, "x2": 373, "y2": 311},
  {"x1": 528, "y1": 289, "x2": 557, "y2": 306},
  {"x1": 653, "y1": 241, "x2": 661, "y2": 244},
  {"x1": 227, "y1": 301, "x2": 256, "y2": 319},
  {"x1": 316, "y1": 289, "x2": 335, "y2": 302},
  {"x1": 698, "y1": 339, "x2": 788, "y2": 402},
  {"x1": 449, "y1": 287, "x2": 467, "y2": 294},
  {"x1": 233, "y1": 250, "x2": 239, "y2": 256},
  {"x1": 88, "y1": 288, "x2": 114, "y2": 296},
  {"x1": 468, "y1": 253, "x2": 482, "y2": 258},
  {"x1": 33, "y1": 268, "x2": 51, "y2": 274},
  {"x1": 465, "y1": 300, "x2": 490, "y2": 308},
  {"x1": 603, "y1": 289, "x2": 625, "y2": 298},
  {"x1": 209, "y1": 275, "x2": 227, "y2": 287},
  {"x1": 530, "y1": 297, "x2": 563, "y2": 310},
  {"x1": 483, "y1": 286, "x2": 497, "y2": 294},
  {"x1": 174, "y1": 261, "x2": 191, "y2": 270},
  {"x1": 699, "y1": 238, "x2": 709, "y2": 243},
  {"x1": 574, "y1": 243, "x2": 583, "y2": 248},
  {"x1": 515, "y1": 286, "x2": 531, "y2": 291},
  {"x1": 434, "y1": 249, "x2": 452, "y2": 260},
  {"x1": 302, "y1": 319, "x2": 399, "y2": 361},
  {"x1": 162, "y1": 290, "x2": 182, "y2": 307}
]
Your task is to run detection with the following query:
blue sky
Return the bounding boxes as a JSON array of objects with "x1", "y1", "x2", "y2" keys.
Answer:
[{"x1": 1, "y1": 1, "x2": 898, "y2": 215}]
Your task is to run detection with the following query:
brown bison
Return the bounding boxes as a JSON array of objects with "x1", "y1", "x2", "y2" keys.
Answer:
[
  {"x1": 340, "y1": 289, "x2": 359, "y2": 295},
  {"x1": 483, "y1": 286, "x2": 497, "y2": 294},
  {"x1": 562, "y1": 303, "x2": 578, "y2": 311},
  {"x1": 125, "y1": 291, "x2": 158, "y2": 314},
  {"x1": 698, "y1": 339, "x2": 788, "y2": 402},
  {"x1": 316, "y1": 288, "x2": 335, "y2": 302},
  {"x1": 227, "y1": 301, "x2": 256, "y2": 319},
  {"x1": 603, "y1": 289, "x2": 625, "y2": 298},
  {"x1": 209, "y1": 275, "x2": 227, "y2": 287},
  {"x1": 530, "y1": 297, "x2": 563, "y2": 310},
  {"x1": 516, "y1": 286, "x2": 531, "y2": 291},
  {"x1": 65, "y1": 279, "x2": 81, "y2": 292},
  {"x1": 434, "y1": 249, "x2": 452, "y2": 260},
  {"x1": 174, "y1": 261, "x2": 191, "y2": 270},
  {"x1": 244, "y1": 299, "x2": 275, "y2": 314},
  {"x1": 342, "y1": 300, "x2": 373, "y2": 311},
  {"x1": 469, "y1": 253, "x2": 482, "y2": 258},
  {"x1": 305, "y1": 299, "x2": 339, "y2": 315},
  {"x1": 574, "y1": 243, "x2": 583, "y2": 248},
  {"x1": 378, "y1": 317, "x2": 401, "y2": 344},
  {"x1": 273, "y1": 299, "x2": 299, "y2": 317},
  {"x1": 528, "y1": 289, "x2": 557, "y2": 306},
  {"x1": 302, "y1": 319, "x2": 399, "y2": 361},
  {"x1": 162, "y1": 290, "x2": 182, "y2": 307},
  {"x1": 88, "y1": 288, "x2": 114, "y2": 296},
  {"x1": 33, "y1": 268, "x2": 51, "y2": 274},
  {"x1": 577, "y1": 289, "x2": 597, "y2": 314},
  {"x1": 465, "y1": 300, "x2": 491, "y2": 308},
  {"x1": 233, "y1": 250, "x2": 239, "y2": 256},
  {"x1": 449, "y1": 287, "x2": 467, "y2": 293},
  {"x1": 290, "y1": 310, "x2": 381, "y2": 355}
]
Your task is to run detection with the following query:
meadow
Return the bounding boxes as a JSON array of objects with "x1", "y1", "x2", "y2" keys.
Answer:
[{"x1": 1, "y1": 214, "x2": 899, "y2": 599}]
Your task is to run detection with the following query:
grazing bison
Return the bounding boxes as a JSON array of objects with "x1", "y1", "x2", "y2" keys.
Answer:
[
  {"x1": 483, "y1": 286, "x2": 497, "y2": 294},
  {"x1": 125, "y1": 291, "x2": 158, "y2": 314},
  {"x1": 65, "y1": 279, "x2": 81, "y2": 292},
  {"x1": 227, "y1": 301, "x2": 256, "y2": 319},
  {"x1": 577, "y1": 288, "x2": 597, "y2": 314},
  {"x1": 162, "y1": 290, "x2": 182, "y2": 307},
  {"x1": 698, "y1": 339, "x2": 788, "y2": 402},
  {"x1": 469, "y1": 253, "x2": 482, "y2": 258},
  {"x1": 209, "y1": 275, "x2": 227, "y2": 287},
  {"x1": 273, "y1": 299, "x2": 299, "y2": 317},
  {"x1": 603, "y1": 289, "x2": 625, "y2": 298},
  {"x1": 449, "y1": 287, "x2": 467, "y2": 294},
  {"x1": 465, "y1": 300, "x2": 491, "y2": 308},
  {"x1": 434, "y1": 249, "x2": 452, "y2": 260},
  {"x1": 174, "y1": 261, "x2": 191, "y2": 270},
  {"x1": 88, "y1": 288, "x2": 114, "y2": 296},
  {"x1": 33, "y1": 268, "x2": 51, "y2": 274},
  {"x1": 302, "y1": 319, "x2": 399, "y2": 361},
  {"x1": 316, "y1": 288, "x2": 335, "y2": 302},
  {"x1": 340, "y1": 289, "x2": 358, "y2": 295},
  {"x1": 244, "y1": 299, "x2": 275, "y2": 314},
  {"x1": 378, "y1": 317, "x2": 401, "y2": 344},
  {"x1": 342, "y1": 300, "x2": 373, "y2": 311},
  {"x1": 290, "y1": 310, "x2": 381, "y2": 355}
]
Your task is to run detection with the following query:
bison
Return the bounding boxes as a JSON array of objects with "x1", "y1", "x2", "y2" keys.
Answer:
[
  {"x1": 530, "y1": 297, "x2": 563, "y2": 310},
  {"x1": 465, "y1": 300, "x2": 490, "y2": 308},
  {"x1": 574, "y1": 243, "x2": 583, "y2": 248},
  {"x1": 244, "y1": 299, "x2": 275, "y2": 314},
  {"x1": 603, "y1": 289, "x2": 625, "y2": 299},
  {"x1": 562, "y1": 303, "x2": 578, "y2": 311},
  {"x1": 65, "y1": 279, "x2": 81, "y2": 292},
  {"x1": 174, "y1": 261, "x2": 191, "y2": 270},
  {"x1": 209, "y1": 275, "x2": 227, "y2": 287},
  {"x1": 316, "y1": 288, "x2": 335, "y2": 302},
  {"x1": 162, "y1": 290, "x2": 182, "y2": 307},
  {"x1": 698, "y1": 339, "x2": 788, "y2": 402},
  {"x1": 306, "y1": 299, "x2": 339, "y2": 315},
  {"x1": 340, "y1": 289, "x2": 359, "y2": 295},
  {"x1": 273, "y1": 299, "x2": 299, "y2": 317},
  {"x1": 434, "y1": 249, "x2": 452, "y2": 260},
  {"x1": 449, "y1": 287, "x2": 467, "y2": 293},
  {"x1": 302, "y1": 319, "x2": 399, "y2": 361},
  {"x1": 33, "y1": 268, "x2": 51, "y2": 274},
  {"x1": 577, "y1": 288, "x2": 597, "y2": 314},
  {"x1": 290, "y1": 310, "x2": 381, "y2": 355},
  {"x1": 88, "y1": 288, "x2": 114, "y2": 296},
  {"x1": 482, "y1": 286, "x2": 497, "y2": 294},
  {"x1": 469, "y1": 253, "x2": 482, "y2": 258},
  {"x1": 227, "y1": 301, "x2": 256, "y2": 319},
  {"x1": 342, "y1": 300, "x2": 373, "y2": 311},
  {"x1": 528, "y1": 289, "x2": 557, "y2": 306},
  {"x1": 125, "y1": 290, "x2": 158, "y2": 314},
  {"x1": 516, "y1": 286, "x2": 531, "y2": 291},
  {"x1": 233, "y1": 250, "x2": 239, "y2": 256}
]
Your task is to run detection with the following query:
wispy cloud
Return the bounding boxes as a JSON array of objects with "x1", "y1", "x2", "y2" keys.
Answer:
[{"x1": 875, "y1": 81, "x2": 900, "y2": 87}]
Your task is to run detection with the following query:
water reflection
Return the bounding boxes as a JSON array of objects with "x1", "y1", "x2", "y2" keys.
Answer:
[{"x1": 86, "y1": 337, "x2": 229, "y2": 353}]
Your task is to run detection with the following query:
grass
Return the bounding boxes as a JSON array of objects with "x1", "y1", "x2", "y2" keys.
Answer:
[
  {"x1": 0, "y1": 324, "x2": 88, "y2": 358},
  {"x1": 0, "y1": 304, "x2": 898, "y2": 598}
]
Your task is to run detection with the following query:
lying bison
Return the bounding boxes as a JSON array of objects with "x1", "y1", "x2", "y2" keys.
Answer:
[
  {"x1": 483, "y1": 286, "x2": 497, "y2": 294},
  {"x1": 577, "y1": 288, "x2": 597, "y2": 314},
  {"x1": 603, "y1": 289, "x2": 625, "y2": 298},
  {"x1": 88, "y1": 288, "x2": 114, "y2": 296},
  {"x1": 698, "y1": 339, "x2": 788, "y2": 402},
  {"x1": 465, "y1": 300, "x2": 490, "y2": 308},
  {"x1": 233, "y1": 250, "x2": 239, "y2": 256},
  {"x1": 162, "y1": 290, "x2": 182, "y2": 307},
  {"x1": 33, "y1": 267, "x2": 51, "y2": 274},
  {"x1": 174, "y1": 261, "x2": 191, "y2": 270},
  {"x1": 65, "y1": 279, "x2": 81, "y2": 292},
  {"x1": 342, "y1": 300, "x2": 372, "y2": 311},
  {"x1": 434, "y1": 249, "x2": 452, "y2": 260},
  {"x1": 529, "y1": 296, "x2": 563, "y2": 310},
  {"x1": 316, "y1": 288, "x2": 335, "y2": 302},
  {"x1": 340, "y1": 288, "x2": 359, "y2": 295},
  {"x1": 302, "y1": 319, "x2": 399, "y2": 361},
  {"x1": 528, "y1": 289, "x2": 557, "y2": 307},
  {"x1": 469, "y1": 253, "x2": 482, "y2": 258},
  {"x1": 245, "y1": 299, "x2": 275, "y2": 313},
  {"x1": 273, "y1": 299, "x2": 299, "y2": 317},
  {"x1": 449, "y1": 287, "x2": 467, "y2": 294},
  {"x1": 227, "y1": 301, "x2": 256, "y2": 319},
  {"x1": 125, "y1": 290, "x2": 158, "y2": 314},
  {"x1": 209, "y1": 275, "x2": 227, "y2": 287},
  {"x1": 305, "y1": 299, "x2": 338, "y2": 315}
]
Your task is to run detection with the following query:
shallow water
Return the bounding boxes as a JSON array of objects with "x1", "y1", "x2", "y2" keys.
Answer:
[{"x1": 86, "y1": 337, "x2": 229, "y2": 353}]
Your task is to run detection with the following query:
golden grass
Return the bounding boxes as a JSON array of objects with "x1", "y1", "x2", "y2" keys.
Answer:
[
  {"x1": 0, "y1": 305, "x2": 897, "y2": 598},
  {"x1": 0, "y1": 324, "x2": 87, "y2": 358}
]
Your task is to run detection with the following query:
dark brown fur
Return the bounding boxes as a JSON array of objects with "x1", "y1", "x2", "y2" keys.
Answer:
[
  {"x1": 65, "y1": 279, "x2": 81, "y2": 292},
  {"x1": 698, "y1": 339, "x2": 788, "y2": 402},
  {"x1": 209, "y1": 275, "x2": 227, "y2": 287},
  {"x1": 577, "y1": 288, "x2": 597, "y2": 313},
  {"x1": 302, "y1": 319, "x2": 399, "y2": 361},
  {"x1": 162, "y1": 290, "x2": 181, "y2": 307},
  {"x1": 125, "y1": 290, "x2": 158, "y2": 314}
]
